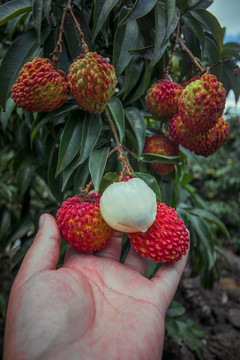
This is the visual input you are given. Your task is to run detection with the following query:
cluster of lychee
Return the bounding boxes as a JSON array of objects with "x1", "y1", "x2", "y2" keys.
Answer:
[
  {"x1": 11, "y1": 52, "x2": 117, "y2": 114},
  {"x1": 57, "y1": 178, "x2": 190, "y2": 264},
  {"x1": 144, "y1": 74, "x2": 229, "y2": 175}
]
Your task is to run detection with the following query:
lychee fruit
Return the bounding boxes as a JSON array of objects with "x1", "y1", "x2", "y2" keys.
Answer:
[
  {"x1": 68, "y1": 52, "x2": 117, "y2": 114},
  {"x1": 100, "y1": 178, "x2": 157, "y2": 233},
  {"x1": 128, "y1": 202, "x2": 190, "y2": 263},
  {"x1": 179, "y1": 73, "x2": 226, "y2": 134},
  {"x1": 56, "y1": 193, "x2": 113, "y2": 251},
  {"x1": 11, "y1": 57, "x2": 69, "y2": 112},
  {"x1": 169, "y1": 114, "x2": 229, "y2": 157},
  {"x1": 145, "y1": 79, "x2": 183, "y2": 119},
  {"x1": 144, "y1": 135, "x2": 180, "y2": 175}
]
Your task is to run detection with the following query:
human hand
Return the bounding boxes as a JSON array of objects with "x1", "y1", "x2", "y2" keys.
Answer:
[{"x1": 4, "y1": 214, "x2": 189, "y2": 360}]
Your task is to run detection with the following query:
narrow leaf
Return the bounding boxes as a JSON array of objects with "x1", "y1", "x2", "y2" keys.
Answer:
[
  {"x1": 31, "y1": 104, "x2": 79, "y2": 141},
  {"x1": 56, "y1": 111, "x2": 84, "y2": 176},
  {"x1": 166, "y1": 0, "x2": 176, "y2": 28},
  {"x1": 89, "y1": 147, "x2": 110, "y2": 192},
  {"x1": 125, "y1": 107, "x2": 146, "y2": 158},
  {"x1": 141, "y1": 153, "x2": 180, "y2": 164},
  {"x1": 123, "y1": 55, "x2": 144, "y2": 99},
  {"x1": 43, "y1": 0, "x2": 52, "y2": 23},
  {"x1": 183, "y1": 13, "x2": 205, "y2": 47},
  {"x1": 99, "y1": 172, "x2": 118, "y2": 194},
  {"x1": 119, "y1": 0, "x2": 157, "y2": 26},
  {"x1": 78, "y1": 113, "x2": 102, "y2": 165},
  {"x1": 93, "y1": 0, "x2": 119, "y2": 40},
  {"x1": 0, "y1": 0, "x2": 32, "y2": 26},
  {"x1": 32, "y1": 0, "x2": 43, "y2": 41},
  {"x1": 107, "y1": 97, "x2": 125, "y2": 143},
  {"x1": 150, "y1": 3, "x2": 167, "y2": 67},
  {"x1": 113, "y1": 10, "x2": 139, "y2": 76}
]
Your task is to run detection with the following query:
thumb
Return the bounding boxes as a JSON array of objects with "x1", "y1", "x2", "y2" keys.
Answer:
[{"x1": 16, "y1": 214, "x2": 62, "y2": 283}]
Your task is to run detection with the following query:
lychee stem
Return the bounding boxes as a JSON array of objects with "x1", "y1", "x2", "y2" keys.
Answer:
[
  {"x1": 163, "y1": 22, "x2": 180, "y2": 79},
  {"x1": 104, "y1": 108, "x2": 134, "y2": 178},
  {"x1": 51, "y1": 0, "x2": 72, "y2": 68},
  {"x1": 177, "y1": 36, "x2": 205, "y2": 74},
  {"x1": 68, "y1": 8, "x2": 89, "y2": 54}
]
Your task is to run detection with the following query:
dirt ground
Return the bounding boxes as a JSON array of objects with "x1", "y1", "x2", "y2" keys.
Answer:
[{"x1": 1, "y1": 247, "x2": 240, "y2": 359}]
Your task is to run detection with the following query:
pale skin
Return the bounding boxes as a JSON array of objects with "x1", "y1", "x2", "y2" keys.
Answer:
[{"x1": 4, "y1": 214, "x2": 189, "y2": 360}]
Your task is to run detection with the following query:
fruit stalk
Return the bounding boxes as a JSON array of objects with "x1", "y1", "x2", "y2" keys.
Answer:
[
  {"x1": 177, "y1": 36, "x2": 205, "y2": 74},
  {"x1": 163, "y1": 22, "x2": 180, "y2": 79},
  {"x1": 68, "y1": 7, "x2": 89, "y2": 54},
  {"x1": 104, "y1": 108, "x2": 134, "y2": 179}
]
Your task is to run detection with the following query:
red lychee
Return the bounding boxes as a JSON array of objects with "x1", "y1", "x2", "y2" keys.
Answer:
[
  {"x1": 179, "y1": 73, "x2": 226, "y2": 134},
  {"x1": 56, "y1": 193, "x2": 113, "y2": 251},
  {"x1": 11, "y1": 57, "x2": 69, "y2": 112},
  {"x1": 128, "y1": 202, "x2": 190, "y2": 263},
  {"x1": 68, "y1": 52, "x2": 117, "y2": 114},
  {"x1": 168, "y1": 114, "x2": 229, "y2": 157},
  {"x1": 145, "y1": 79, "x2": 183, "y2": 120},
  {"x1": 144, "y1": 135, "x2": 180, "y2": 175}
]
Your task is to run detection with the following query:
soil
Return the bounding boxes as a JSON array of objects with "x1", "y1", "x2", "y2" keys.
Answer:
[{"x1": 1, "y1": 248, "x2": 240, "y2": 359}]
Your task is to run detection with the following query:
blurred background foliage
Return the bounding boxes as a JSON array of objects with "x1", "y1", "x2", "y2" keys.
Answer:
[{"x1": 0, "y1": 0, "x2": 240, "y2": 357}]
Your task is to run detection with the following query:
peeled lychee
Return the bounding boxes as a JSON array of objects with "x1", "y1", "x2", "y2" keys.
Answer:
[
  {"x1": 169, "y1": 114, "x2": 229, "y2": 157},
  {"x1": 68, "y1": 52, "x2": 117, "y2": 114},
  {"x1": 100, "y1": 178, "x2": 157, "y2": 233},
  {"x1": 179, "y1": 73, "x2": 226, "y2": 134},
  {"x1": 56, "y1": 193, "x2": 113, "y2": 251},
  {"x1": 11, "y1": 57, "x2": 69, "y2": 112},
  {"x1": 145, "y1": 79, "x2": 183, "y2": 119},
  {"x1": 144, "y1": 135, "x2": 180, "y2": 175},
  {"x1": 128, "y1": 202, "x2": 190, "y2": 263}
]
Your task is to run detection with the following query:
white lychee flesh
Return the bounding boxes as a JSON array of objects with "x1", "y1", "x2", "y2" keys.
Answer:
[{"x1": 100, "y1": 178, "x2": 157, "y2": 233}]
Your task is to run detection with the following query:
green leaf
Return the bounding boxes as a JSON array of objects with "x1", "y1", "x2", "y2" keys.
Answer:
[
  {"x1": 125, "y1": 66, "x2": 152, "y2": 104},
  {"x1": 77, "y1": 113, "x2": 102, "y2": 165},
  {"x1": 150, "y1": 3, "x2": 167, "y2": 67},
  {"x1": 191, "y1": 8, "x2": 223, "y2": 52},
  {"x1": 120, "y1": 233, "x2": 131, "y2": 263},
  {"x1": 119, "y1": 0, "x2": 157, "y2": 26},
  {"x1": 188, "y1": 214, "x2": 215, "y2": 269},
  {"x1": 61, "y1": 157, "x2": 79, "y2": 192},
  {"x1": 167, "y1": 300, "x2": 186, "y2": 317},
  {"x1": 31, "y1": 104, "x2": 79, "y2": 141},
  {"x1": 125, "y1": 107, "x2": 146, "y2": 158},
  {"x1": 189, "y1": 208, "x2": 230, "y2": 239},
  {"x1": 48, "y1": 147, "x2": 63, "y2": 202},
  {"x1": 0, "y1": 97, "x2": 16, "y2": 132},
  {"x1": 92, "y1": 0, "x2": 119, "y2": 40},
  {"x1": 107, "y1": 97, "x2": 125, "y2": 143},
  {"x1": 11, "y1": 238, "x2": 34, "y2": 268},
  {"x1": 205, "y1": 34, "x2": 221, "y2": 77},
  {"x1": 123, "y1": 55, "x2": 144, "y2": 99},
  {"x1": 74, "y1": 160, "x2": 90, "y2": 193},
  {"x1": 56, "y1": 111, "x2": 84, "y2": 176},
  {"x1": 134, "y1": 172, "x2": 161, "y2": 202},
  {"x1": 0, "y1": 0, "x2": 32, "y2": 26},
  {"x1": 99, "y1": 172, "x2": 118, "y2": 194},
  {"x1": 188, "y1": 0, "x2": 213, "y2": 10},
  {"x1": 42, "y1": 0, "x2": 52, "y2": 23},
  {"x1": 222, "y1": 42, "x2": 240, "y2": 59},
  {"x1": 32, "y1": 0, "x2": 43, "y2": 41},
  {"x1": 166, "y1": 0, "x2": 176, "y2": 28},
  {"x1": 0, "y1": 27, "x2": 50, "y2": 108},
  {"x1": 183, "y1": 13, "x2": 205, "y2": 48},
  {"x1": 141, "y1": 153, "x2": 180, "y2": 164},
  {"x1": 17, "y1": 166, "x2": 34, "y2": 198},
  {"x1": 113, "y1": 9, "x2": 139, "y2": 76},
  {"x1": 89, "y1": 147, "x2": 110, "y2": 192}
]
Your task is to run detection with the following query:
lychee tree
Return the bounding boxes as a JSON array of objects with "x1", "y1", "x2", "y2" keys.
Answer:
[{"x1": 0, "y1": 0, "x2": 240, "y2": 356}]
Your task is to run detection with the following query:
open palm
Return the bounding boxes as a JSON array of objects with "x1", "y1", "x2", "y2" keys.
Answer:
[{"x1": 4, "y1": 214, "x2": 188, "y2": 360}]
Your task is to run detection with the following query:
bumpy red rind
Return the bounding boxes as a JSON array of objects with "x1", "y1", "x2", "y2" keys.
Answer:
[
  {"x1": 128, "y1": 202, "x2": 190, "y2": 263},
  {"x1": 56, "y1": 194, "x2": 113, "y2": 251}
]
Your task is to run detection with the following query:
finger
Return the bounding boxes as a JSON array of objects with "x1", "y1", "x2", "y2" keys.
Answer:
[
  {"x1": 95, "y1": 231, "x2": 122, "y2": 261},
  {"x1": 124, "y1": 247, "x2": 149, "y2": 275},
  {"x1": 151, "y1": 247, "x2": 189, "y2": 311},
  {"x1": 16, "y1": 214, "x2": 62, "y2": 282}
]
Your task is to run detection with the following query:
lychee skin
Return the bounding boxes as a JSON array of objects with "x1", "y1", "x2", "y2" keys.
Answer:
[
  {"x1": 144, "y1": 135, "x2": 180, "y2": 175},
  {"x1": 68, "y1": 52, "x2": 117, "y2": 114},
  {"x1": 179, "y1": 73, "x2": 226, "y2": 134},
  {"x1": 169, "y1": 114, "x2": 229, "y2": 157},
  {"x1": 128, "y1": 202, "x2": 190, "y2": 263},
  {"x1": 181, "y1": 76, "x2": 200, "y2": 88},
  {"x1": 56, "y1": 194, "x2": 114, "y2": 251},
  {"x1": 145, "y1": 79, "x2": 183, "y2": 119},
  {"x1": 11, "y1": 57, "x2": 69, "y2": 112}
]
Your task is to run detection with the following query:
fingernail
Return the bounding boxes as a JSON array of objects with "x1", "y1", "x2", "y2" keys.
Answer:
[{"x1": 39, "y1": 214, "x2": 45, "y2": 228}]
